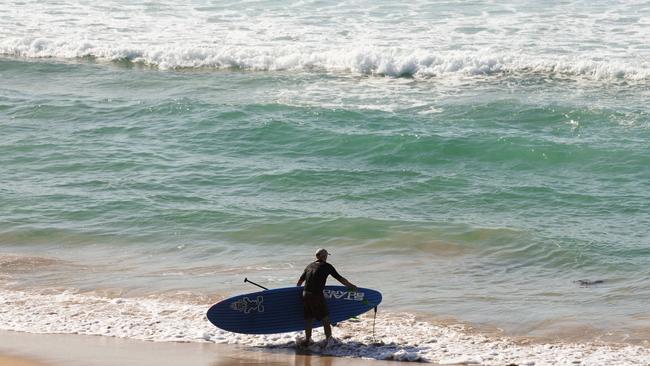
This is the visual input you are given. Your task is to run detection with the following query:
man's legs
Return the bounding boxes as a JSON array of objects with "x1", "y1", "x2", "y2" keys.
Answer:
[
  {"x1": 304, "y1": 317, "x2": 313, "y2": 343},
  {"x1": 302, "y1": 295, "x2": 333, "y2": 346},
  {"x1": 322, "y1": 316, "x2": 332, "y2": 340}
]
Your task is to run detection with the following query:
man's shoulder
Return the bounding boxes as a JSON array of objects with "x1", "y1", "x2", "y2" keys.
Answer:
[
  {"x1": 318, "y1": 261, "x2": 335, "y2": 269},
  {"x1": 305, "y1": 260, "x2": 321, "y2": 270},
  {"x1": 305, "y1": 261, "x2": 333, "y2": 270}
]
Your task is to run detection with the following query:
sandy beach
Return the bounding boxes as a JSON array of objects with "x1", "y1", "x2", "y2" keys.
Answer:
[
  {"x1": 0, "y1": 330, "x2": 413, "y2": 366},
  {"x1": 0, "y1": 355, "x2": 44, "y2": 366}
]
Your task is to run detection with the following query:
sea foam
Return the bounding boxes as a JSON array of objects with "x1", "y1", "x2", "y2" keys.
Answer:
[
  {"x1": 2, "y1": 37, "x2": 648, "y2": 82},
  {"x1": 1, "y1": 0, "x2": 649, "y2": 81},
  {"x1": 1, "y1": 288, "x2": 649, "y2": 365}
]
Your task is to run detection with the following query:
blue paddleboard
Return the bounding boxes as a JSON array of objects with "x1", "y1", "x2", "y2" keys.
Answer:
[{"x1": 207, "y1": 286, "x2": 382, "y2": 334}]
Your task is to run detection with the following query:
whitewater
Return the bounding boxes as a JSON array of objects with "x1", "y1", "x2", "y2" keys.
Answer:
[{"x1": 1, "y1": 0, "x2": 649, "y2": 80}]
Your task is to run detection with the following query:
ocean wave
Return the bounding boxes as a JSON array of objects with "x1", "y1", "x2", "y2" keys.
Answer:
[{"x1": 2, "y1": 38, "x2": 648, "y2": 82}]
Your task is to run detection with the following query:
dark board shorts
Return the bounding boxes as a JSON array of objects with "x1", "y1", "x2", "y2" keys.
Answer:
[{"x1": 302, "y1": 291, "x2": 328, "y2": 321}]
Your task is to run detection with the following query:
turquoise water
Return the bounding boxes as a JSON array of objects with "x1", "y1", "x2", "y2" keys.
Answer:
[{"x1": 1, "y1": 0, "x2": 650, "y2": 343}]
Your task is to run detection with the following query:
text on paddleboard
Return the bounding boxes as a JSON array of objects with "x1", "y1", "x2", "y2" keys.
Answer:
[{"x1": 323, "y1": 289, "x2": 365, "y2": 301}]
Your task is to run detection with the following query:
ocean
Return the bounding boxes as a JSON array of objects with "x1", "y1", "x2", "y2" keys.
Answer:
[{"x1": 1, "y1": 0, "x2": 649, "y2": 361}]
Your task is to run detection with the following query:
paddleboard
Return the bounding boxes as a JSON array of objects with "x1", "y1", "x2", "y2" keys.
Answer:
[{"x1": 207, "y1": 286, "x2": 382, "y2": 334}]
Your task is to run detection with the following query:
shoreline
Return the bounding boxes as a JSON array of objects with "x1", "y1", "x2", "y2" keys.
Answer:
[
  {"x1": 0, "y1": 285, "x2": 648, "y2": 364},
  {"x1": 1, "y1": 311, "x2": 649, "y2": 365},
  {"x1": 0, "y1": 330, "x2": 413, "y2": 366}
]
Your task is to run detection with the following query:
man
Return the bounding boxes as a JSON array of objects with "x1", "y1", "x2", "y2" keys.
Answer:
[{"x1": 296, "y1": 248, "x2": 357, "y2": 347}]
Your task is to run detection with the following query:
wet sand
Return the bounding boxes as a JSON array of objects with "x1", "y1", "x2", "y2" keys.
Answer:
[
  {"x1": 0, "y1": 330, "x2": 421, "y2": 366},
  {"x1": 0, "y1": 355, "x2": 45, "y2": 366}
]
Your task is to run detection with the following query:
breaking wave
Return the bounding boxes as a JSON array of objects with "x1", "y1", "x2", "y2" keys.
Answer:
[{"x1": 2, "y1": 38, "x2": 648, "y2": 81}]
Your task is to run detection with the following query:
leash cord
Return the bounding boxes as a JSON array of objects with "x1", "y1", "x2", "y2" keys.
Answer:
[{"x1": 372, "y1": 306, "x2": 377, "y2": 342}]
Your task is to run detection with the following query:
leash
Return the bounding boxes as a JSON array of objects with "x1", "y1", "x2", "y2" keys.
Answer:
[{"x1": 372, "y1": 306, "x2": 378, "y2": 342}]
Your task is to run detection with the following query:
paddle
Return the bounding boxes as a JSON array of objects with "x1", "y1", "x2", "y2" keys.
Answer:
[{"x1": 244, "y1": 277, "x2": 269, "y2": 290}]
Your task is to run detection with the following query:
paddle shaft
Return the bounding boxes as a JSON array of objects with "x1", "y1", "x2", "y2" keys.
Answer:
[{"x1": 244, "y1": 277, "x2": 269, "y2": 290}]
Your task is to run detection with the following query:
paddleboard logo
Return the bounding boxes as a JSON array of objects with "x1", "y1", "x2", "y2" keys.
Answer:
[
  {"x1": 230, "y1": 296, "x2": 265, "y2": 314},
  {"x1": 323, "y1": 289, "x2": 365, "y2": 302}
]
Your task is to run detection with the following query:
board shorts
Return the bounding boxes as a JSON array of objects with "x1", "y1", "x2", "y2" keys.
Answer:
[{"x1": 302, "y1": 291, "x2": 329, "y2": 321}]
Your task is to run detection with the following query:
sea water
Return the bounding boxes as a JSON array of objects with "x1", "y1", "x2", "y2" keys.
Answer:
[{"x1": 1, "y1": 0, "x2": 649, "y2": 351}]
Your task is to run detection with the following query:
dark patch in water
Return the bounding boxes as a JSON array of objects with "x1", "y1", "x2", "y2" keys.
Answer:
[{"x1": 574, "y1": 279, "x2": 605, "y2": 287}]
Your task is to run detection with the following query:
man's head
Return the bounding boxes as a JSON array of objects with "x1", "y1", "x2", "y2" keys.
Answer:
[{"x1": 315, "y1": 248, "x2": 329, "y2": 261}]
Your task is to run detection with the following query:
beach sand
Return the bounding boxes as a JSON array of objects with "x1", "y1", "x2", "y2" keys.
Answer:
[
  {"x1": 0, "y1": 355, "x2": 45, "y2": 366},
  {"x1": 0, "y1": 330, "x2": 418, "y2": 366}
]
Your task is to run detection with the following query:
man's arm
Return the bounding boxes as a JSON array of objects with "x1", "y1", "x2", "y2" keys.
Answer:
[
  {"x1": 337, "y1": 276, "x2": 357, "y2": 291},
  {"x1": 329, "y1": 265, "x2": 357, "y2": 291},
  {"x1": 297, "y1": 272, "x2": 305, "y2": 286}
]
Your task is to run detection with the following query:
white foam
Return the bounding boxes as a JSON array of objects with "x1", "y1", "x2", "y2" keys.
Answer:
[
  {"x1": 2, "y1": 37, "x2": 648, "y2": 82},
  {"x1": 1, "y1": 288, "x2": 649, "y2": 365},
  {"x1": 1, "y1": 0, "x2": 649, "y2": 82}
]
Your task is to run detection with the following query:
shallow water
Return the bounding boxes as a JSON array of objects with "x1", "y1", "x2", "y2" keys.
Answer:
[{"x1": 1, "y1": 0, "x2": 650, "y2": 345}]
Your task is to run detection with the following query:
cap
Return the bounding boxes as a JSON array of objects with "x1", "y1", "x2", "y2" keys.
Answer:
[{"x1": 315, "y1": 248, "x2": 330, "y2": 257}]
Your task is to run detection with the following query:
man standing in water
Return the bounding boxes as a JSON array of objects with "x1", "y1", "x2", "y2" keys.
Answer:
[{"x1": 296, "y1": 248, "x2": 357, "y2": 348}]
